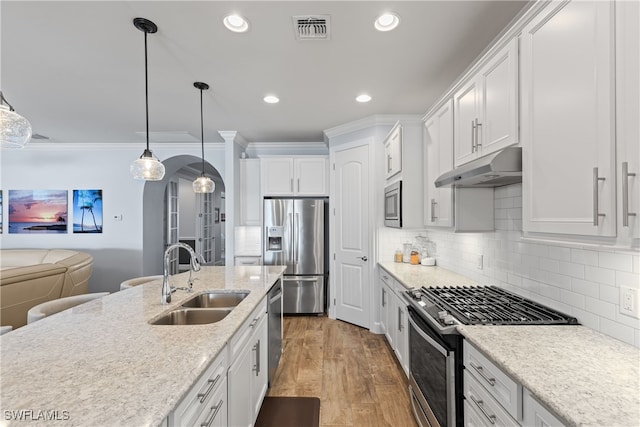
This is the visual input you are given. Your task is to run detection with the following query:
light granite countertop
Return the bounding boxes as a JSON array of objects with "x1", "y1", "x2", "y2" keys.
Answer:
[
  {"x1": 379, "y1": 261, "x2": 476, "y2": 289},
  {"x1": 459, "y1": 325, "x2": 640, "y2": 427},
  {"x1": 0, "y1": 265, "x2": 285, "y2": 427},
  {"x1": 378, "y1": 262, "x2": 640, "y2": 427}
]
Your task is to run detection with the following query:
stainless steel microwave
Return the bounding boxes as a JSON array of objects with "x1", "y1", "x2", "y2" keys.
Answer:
[{"x1": 384, "y1": 181, "x2": 402, "y2": 228}]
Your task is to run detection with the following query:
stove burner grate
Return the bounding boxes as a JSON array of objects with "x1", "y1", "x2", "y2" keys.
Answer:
[{"x1": 421, "y1": 285, "x2": 578, "y2": 325}]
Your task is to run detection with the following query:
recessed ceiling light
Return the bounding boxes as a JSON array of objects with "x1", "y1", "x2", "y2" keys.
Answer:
[
  {"x1": 223, "y1": 14, "x2": 249, "y2": 33},
  {"x1": 375, "y1": 12, "x2": 400, "y2": 32},
  {"x1": 264, "y1": 95, "x2": 280, "y2": 104},
  {"x1": 356, "y1": 94, "x2": 372, "y2": 103}
]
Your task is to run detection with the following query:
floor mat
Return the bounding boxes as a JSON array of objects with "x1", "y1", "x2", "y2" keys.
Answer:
[{"x1": 255, "y1": 396, "x2": 321, "y2": 427}]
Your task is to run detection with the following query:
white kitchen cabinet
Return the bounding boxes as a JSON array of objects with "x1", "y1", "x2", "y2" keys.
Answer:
[
  {"x1": 523, "y1": 389, "x2": 565, "y2": 427},
  {"x1": 616, "y1": 0, "x2": 640, "y2": 240},
  {"x1": 464, "y1": 341, "x2": 566, "y2": 427},
  {"x1": 294, "y1": 157, "x2": 328, "y2": 195},
  {"x1": 393, "y1": 288, "x2": 409, "y2": 377},
  {"x1": 382, "y1": 119, "x2": 424, "y2": 229},
  {"x1": 380, "y1": 271, "x2": 394, "y2": 348},
  {"x1": 453, "y1": 38, "x2": 518, "y2": 167},
  {"x1": 169, "y1": 349, "x2": 227, "y2": 427},
  {"x1": 464, "y1": 341, "x2": 522, "y2": 421},
  {"x1": 240, "y1": 159, "x2": 261, "y2": 226},
  {"x1": 378, "y1": 267, "x2": 409, "y2": 378},
  {"x1": 261, "y1": 156, "x2": 328, "y2": 196},
  {"x1": 522, "y1": 0, "x2": 616, "y2": 237},
  {"x1": 384, "y1": 123, "x2": 403, "y2": 179},
  {"x1": 228, "y1": 298, "x2": 268, "y2": 427},
  {"x1": 424, "y1": 100, "x2": 454, "y2": 228}
]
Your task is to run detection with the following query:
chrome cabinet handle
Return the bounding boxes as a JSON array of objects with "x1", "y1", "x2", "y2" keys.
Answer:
[
  {"x1": 471, "y1": 120, "x2": 476, "y2": 152},
  {"x1": 253, "y1": 340, "x2": 261, "y2": 376},
  {"x1": 297, "y1": 178, "x2": 300, "y2": 193},
  {"x1": 470, "y1": 395, "x2": 496, "y2": 425},
  {"x1": 387, "y1": 154, "x2": 392, "y2": 173},
  {"x1": 470, "y1": 362, "x2": 496, "y2": 386},
  {"x1": 593, "y1": 167, "x2": 606, "y2": 226},
  {"x1": 201, "y1": 399, "x2": 224, "y2": 427},
  {"x1": 430, "y1": 198, "x2": 437, "y2": 222},
  {"x1": 398, "y1": 307, "x2": 403, "y2": 331},
  {"x1": 622, "y1": 162, "x2": 637, "y2": 227},
  {"x1": 474, "y1": 118, "x2": 482, "y2": 149},
  {"x1": 290, "y1": 178, "x2": 293, "y2": 193},
  {"x1": 382, "y1": 288, "x2": 386, "y2": 307},
  {"x1": 197, "y1": 374, "x2": 221, "y2": 403}
]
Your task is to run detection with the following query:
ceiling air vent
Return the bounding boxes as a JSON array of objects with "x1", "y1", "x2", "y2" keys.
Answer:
[{"x1": 293, "y1": 15, "x2": 330, "y2": 40}]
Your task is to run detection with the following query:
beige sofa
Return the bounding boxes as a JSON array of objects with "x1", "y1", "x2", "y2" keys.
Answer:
[{"x1": 0, "y1": 249, "x2": 93, "y2": 328}]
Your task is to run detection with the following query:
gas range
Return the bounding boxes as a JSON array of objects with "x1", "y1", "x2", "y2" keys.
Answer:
[{"x1": 405, "y1": 285, "x2": 578, "y2": 334}]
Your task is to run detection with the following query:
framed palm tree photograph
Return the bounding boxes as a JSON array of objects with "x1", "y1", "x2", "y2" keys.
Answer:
[{"x1": 73, "y1": 189, "x2": 103, "y2": 233}]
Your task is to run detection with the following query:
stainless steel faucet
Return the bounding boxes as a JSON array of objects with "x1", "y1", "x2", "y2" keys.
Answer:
[{"x1": 162, "y1": 242, "x2": 203, "y2": 304}]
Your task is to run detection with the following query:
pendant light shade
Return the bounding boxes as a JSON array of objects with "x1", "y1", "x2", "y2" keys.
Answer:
[
  {"x1": 193, "y1": 82, "x2": 215, "y2": 194},
  {"x1": 0, "y1": 91, "x2": 32, "y2": 149},
  {"x1": 130, "y1": 17, "x2": 165, "y2": 181}
]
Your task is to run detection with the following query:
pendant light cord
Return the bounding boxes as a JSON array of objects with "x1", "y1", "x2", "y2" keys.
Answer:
[
  {"x1": 200, "y1": 88, "x2": 206, "y2": 176},
  {"x1": 144, "y1": 30, "x2": 150, "y2": 152}
]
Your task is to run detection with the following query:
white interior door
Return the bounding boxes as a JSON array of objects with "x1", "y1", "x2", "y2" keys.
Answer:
[{"x1": 333, "y1": 143, "x2": 370, "y2": 328}]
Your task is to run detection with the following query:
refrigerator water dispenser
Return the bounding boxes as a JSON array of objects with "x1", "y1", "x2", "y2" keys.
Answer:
[{"x1": 266, "y1": 226, "x2": 283, "y2": 251}]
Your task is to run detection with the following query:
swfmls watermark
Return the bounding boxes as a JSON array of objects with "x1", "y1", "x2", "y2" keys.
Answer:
[{"x1": 3, "y1": 410, "x2": 70, "y2": 422}]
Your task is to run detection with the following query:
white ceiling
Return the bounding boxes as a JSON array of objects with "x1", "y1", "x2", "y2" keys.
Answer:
[{"x1": 1, "y1": 1, "x2": 529, "y2": 144}]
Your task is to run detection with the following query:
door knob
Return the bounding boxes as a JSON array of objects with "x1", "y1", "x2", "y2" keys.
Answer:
[{"x1": 359, "y1": 256, "x2": 368, "y2": 262}]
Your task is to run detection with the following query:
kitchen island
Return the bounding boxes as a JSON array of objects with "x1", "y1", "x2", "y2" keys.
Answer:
[{"x1": 0, "y1": 265, "x2": 285, "y2": 426}]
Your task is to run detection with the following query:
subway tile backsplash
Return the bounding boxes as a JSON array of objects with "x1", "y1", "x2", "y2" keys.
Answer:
[{"x1": 378, "y1": 184, "x2": 640, "y2": 347}]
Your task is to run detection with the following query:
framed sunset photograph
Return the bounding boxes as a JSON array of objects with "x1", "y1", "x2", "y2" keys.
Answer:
[
  {"x1": 8, "y1": 190, "x2": 68, "y2": 234},
  {"x1": 73, "y1": 189, "x2": 103, "y2": 233}
]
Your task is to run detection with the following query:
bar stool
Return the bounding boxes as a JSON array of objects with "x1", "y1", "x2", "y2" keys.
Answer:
[
  {"x1": 27, "y1": 292, "x2": 110, "y2": 324},
  {"x1": 119, "y1": 275, "x2": 163, "y2": 291}
]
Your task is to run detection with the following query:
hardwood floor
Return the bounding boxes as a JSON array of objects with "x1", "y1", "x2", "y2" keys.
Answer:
[{"x1": 267, "y1": 316, "x2": 419, "y2": 427}]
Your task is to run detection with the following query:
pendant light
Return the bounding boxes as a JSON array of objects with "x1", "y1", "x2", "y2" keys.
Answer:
[
  {"x1": 0, "y1": 91, "x2": 32, "y2": 149},
  {"x1": 192, "y1": 82, "x2": 215, "y2": 193},
  {"x1": 130, "y1": 18, "x2": 165, "y2": 181}
]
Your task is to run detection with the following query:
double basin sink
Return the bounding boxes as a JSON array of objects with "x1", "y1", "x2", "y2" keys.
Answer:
[{"x1": 151, "y1": 291, "x2": 249, "y2": 325}]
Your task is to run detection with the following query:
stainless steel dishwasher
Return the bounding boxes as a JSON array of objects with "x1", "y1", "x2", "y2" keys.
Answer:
[{"x1": 267, "y1": 279, "x2": 282, "y2": 386}]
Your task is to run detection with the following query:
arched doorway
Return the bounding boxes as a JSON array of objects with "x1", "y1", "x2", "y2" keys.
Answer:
[{"x1": 141, "y1": 155, "x2": 225, "y2": 276}]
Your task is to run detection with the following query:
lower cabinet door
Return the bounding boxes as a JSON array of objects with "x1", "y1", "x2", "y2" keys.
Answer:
[
  {"x1": 251, "y1": 314, "x2": 269, "y2": 421},
  {"x1": 228, "y1": 343, "x2": 253, "y2": 427}
]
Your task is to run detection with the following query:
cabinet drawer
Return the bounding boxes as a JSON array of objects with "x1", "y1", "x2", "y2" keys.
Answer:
[
  {"x1": 171, "y1": 350, "x2": 227, "y2": 426},
  {"x1": 229, "y1": 298, "x2": 267, "y2": 361},
  {"x1": 235, "y1": 256, "x2": 262, "y2": 266},
  {"x1": 193, "y1": 377, "x2": 227, "y2": 427},
  {"x1": 464, "y1": 341, "x2": 522, "y2": 420},
  {"x1": 464, "y1": 370, "x2": 519, "y2": 427},
  {"x1": 379, "y1": 269, "x2": 395, "y2": 288}
]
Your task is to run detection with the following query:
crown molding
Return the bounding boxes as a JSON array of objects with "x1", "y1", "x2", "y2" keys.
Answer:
[
  {"x1": 323, "y1": 114, "x2": 423, "y2": 140},
  {"x1": 4, "y1": 141, "x2": 226, "y2": 151}
]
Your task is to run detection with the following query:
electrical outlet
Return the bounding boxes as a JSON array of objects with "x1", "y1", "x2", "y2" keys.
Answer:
[{"x1": 620, "y1": 286, "x2": 640, "y2": 318}]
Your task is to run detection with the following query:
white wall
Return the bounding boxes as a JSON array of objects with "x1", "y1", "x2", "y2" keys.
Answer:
[
  {"x1": 0, "y1": 142, "x2": 225, "y2": 293},
  {"x1": 378, "y1": 184, "x2": 640, "y2": 348}
]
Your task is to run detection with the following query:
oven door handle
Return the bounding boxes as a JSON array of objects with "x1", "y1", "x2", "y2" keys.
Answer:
[{"x1": 408, "y1": 315, "x2": 448, "y2": 357}]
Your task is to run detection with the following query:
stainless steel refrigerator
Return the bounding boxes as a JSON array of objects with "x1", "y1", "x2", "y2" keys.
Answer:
[{"x1": 263, "y1": 198, "x2": 328, "y2": 314}]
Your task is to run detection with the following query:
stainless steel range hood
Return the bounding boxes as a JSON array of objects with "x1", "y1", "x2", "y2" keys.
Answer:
[{"x1": 435, "y1": 147, "x2": 522, "y2": 188}]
